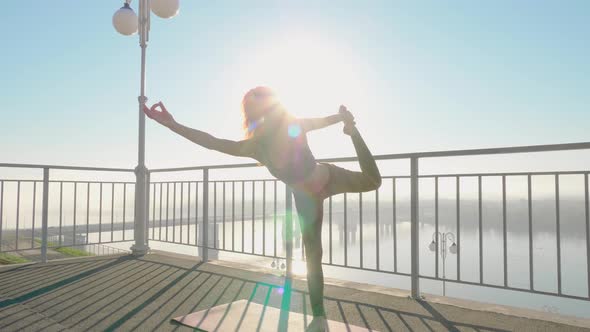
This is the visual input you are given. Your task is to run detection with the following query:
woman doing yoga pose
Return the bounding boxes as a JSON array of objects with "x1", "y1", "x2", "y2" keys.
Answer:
[{"x1": 144, "y1": 86, "x2": 382, "y2": 331}]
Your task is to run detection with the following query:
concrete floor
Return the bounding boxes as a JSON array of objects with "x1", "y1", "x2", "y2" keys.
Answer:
[{"x1": 0, "y1": 251, "x2": 588, "y2": 332}]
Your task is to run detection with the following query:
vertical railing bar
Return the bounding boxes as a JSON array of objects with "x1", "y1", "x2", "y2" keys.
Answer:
[
  {"x1": 55, "y1": 182, "x2": 63, "y2": 249},
  {"x1": 132, "y1": 182, "x2": 136, "y2": 244},
  {"x1": 555, "y1": 174, "x2": 562, "y2": 295},
  {"x1": 195, "y1": 182, "x2": 199, "y2": 246},
  {"x1": 159, "y1": 183, "x2": 163, "y2": 241},
  {"x1": 73, "y1": 183, "x2": 77, "y2": 245},
  {"x1": 263, "y1": 180, "x2": 266, "y2": 256},
  {"x1": 478, "y1": 175, "x2": 483, "y2": 284},
  {"x1": 252, "y1": 180, "x2": 255, "y2": 254},
  {"x1": 410, "y1": 157, "x2": 420, "y2": 298},
  {"x1": 584, "y1": 173, "x2": 590, "y2": 299},
  {"x1": 231, "y1": 181, "x2": 236, "y2": 250},
  {"x1": 359, "y1": 192, "x2": 363, "y2": 269},
  {"x1": 285, "y1": 185, "x2": 293, "y2": 277},
  {"x1": 528, "y1": 174, "x2": 534, "y2": 290},
  {"x1": 15, "y1": 181, "x2": 21, "y2": 250},
  {"x1": 145, "y1": 182, "x2": 150, "y2": 241},
  {"x1": 329, "y1": 195, "x2": 333, "y2": 265},
  {"x1": 41, "y1": 168, "x2": 49, "y2": 263},
  {"x1": 111, "y1": 183, "x2": 115, "y2": 242},
  {"x1": 154, "y1": 183, "x2": 156, "y2": 240},
  {"x1": 344, "y1": 192, "x2": 348, "y2": 267},
  {"x1": 222, "y1": 182, "x2": 226, "y2": 250},
  {"x1": 393, "y1": 177, "x2": 397, "y2": 273},
  {"x1": 180, "y1": 182, "x2": 184, "y2": 244},
  {"x1": 173, "y1": 182, "x2": 177, "y2": 243},
  {"x1": 0, "y1": 181, "x2": 3, "y2": 250},
  {"x1": 202, "y1": 169, "x2": 209, "y2": 260},
  {"x1": 274, "y1": 180, "x2": 277, "y2": 258},
  {"x1": 31, "y1": 181, "x2": 37, "y2": 248},
  {"x1": 435, "y1": 176, "x2": 439, "y2": 279},
  {"x1": 86, "y1": 182, "x2": 90, "y2": 244},
  {"x1": 99, "y1": 182, "x2": 102, "y2": 244},
  {"x1": 456, "y1": 176, "x2": 461, "y2": 281},
  {"x1": 242, "y1": 181, "x2": 245, "y2": 253},
  {"x1": 123, "y1": 183, "x2": 126, "y2": 241},
  {"x1": 375, "y1": 188, "x2": 380, "y2": 271},
  {"x1": 502, "y1": 175, "x2": 507, "y2": 287},
  {"x1": 187, "y1": 181, "x2": 191, "y2": 244},
  {"x1": 213, "y1": 182, "x2": 217, "y2": 249},
  {"x1": 166, "y1": 182, "x2": 170, "y2": 241}
]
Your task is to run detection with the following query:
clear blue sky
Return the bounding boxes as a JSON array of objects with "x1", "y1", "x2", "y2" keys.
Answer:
[{"x1": 1, "y1": 1, "x2": 588, "y2": 171}]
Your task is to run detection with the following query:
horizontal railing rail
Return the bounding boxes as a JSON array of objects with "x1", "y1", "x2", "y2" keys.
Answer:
[
  {"x1": 149, "y1": 141, "x2": 590, "y2": 172},
  {"x1": 0, "y1": 163, "x2": 134, "y2": 172}
]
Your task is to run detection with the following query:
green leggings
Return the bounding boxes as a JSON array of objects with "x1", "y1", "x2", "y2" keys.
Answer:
[{"x1": 292, "y1": 126, "x2": 381, "y2": 317}]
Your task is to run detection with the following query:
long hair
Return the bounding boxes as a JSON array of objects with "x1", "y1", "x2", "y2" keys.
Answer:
[{"x1": 241, "y1": 86, "x2": 278, "y2": 139}]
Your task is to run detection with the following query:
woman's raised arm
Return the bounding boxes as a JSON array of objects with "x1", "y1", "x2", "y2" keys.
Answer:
[
  {"x1": 144, "y1": 102, "x2": 257, "y2": 158},
  {"x1": 300, "y1": 105, "x2": 355, "y2": 132}
]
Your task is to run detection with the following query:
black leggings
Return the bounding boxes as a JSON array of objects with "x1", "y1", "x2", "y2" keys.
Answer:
[{"x1": 292, "y1": 127, "x2": 381, "y2": 317}]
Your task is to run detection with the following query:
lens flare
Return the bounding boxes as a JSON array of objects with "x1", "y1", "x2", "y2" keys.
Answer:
[{"x1": 288, "y1": 124, "x2": 301, "y2": 138}]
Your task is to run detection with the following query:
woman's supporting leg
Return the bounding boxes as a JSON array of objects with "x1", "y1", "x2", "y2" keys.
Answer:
[{"x1": 292, "y1": 189, "x2": 326, "y2": 317}]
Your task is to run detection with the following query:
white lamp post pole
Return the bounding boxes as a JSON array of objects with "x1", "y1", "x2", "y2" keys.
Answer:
[
  {"x1": 131, "y1": 0, "x2": 150, "y2": 256},
  {"x1": 113, "y1": 0, "x2": 179, "y2": 256}
]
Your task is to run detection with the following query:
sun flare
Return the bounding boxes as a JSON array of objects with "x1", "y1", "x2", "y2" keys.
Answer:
[{"x1": 229, "y1": 33, "x2": 368, "y2": 118}]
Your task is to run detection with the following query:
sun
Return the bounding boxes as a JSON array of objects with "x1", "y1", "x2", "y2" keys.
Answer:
[{"x1": 227, "y1": 33, "x2": 368, "y2": 118}]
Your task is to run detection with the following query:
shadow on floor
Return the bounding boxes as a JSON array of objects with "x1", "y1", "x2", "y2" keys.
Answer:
[{"x1": 0, "y1": 254, "x2": 521, "y2": 331}]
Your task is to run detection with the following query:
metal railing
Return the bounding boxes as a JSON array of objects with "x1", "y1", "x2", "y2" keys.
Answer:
[
  {"x1": 147, "y1": 141, "x2": 590, "y2": 301},
  {"x1": 1, "y1": 141, "x2": 589, "y2": 303},
  {"x1": 0, "y1": 164, "x2": 135, "y2": 263}
]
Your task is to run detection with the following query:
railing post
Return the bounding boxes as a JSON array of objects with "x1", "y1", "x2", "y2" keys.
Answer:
[
  {"x1": 41, "y1": 167, "x2": 50, "y2": 263},
  {"x1": 201, "y1": 168, "x2": 209, "y2": 262},
  {"x1": 410, "y1": 157, "x2": 420, "y2": 298},
  {"x1": 145, "y1": 171, "x2": 150, "y2": 246},
  {"x1": 285, "y1": 185, "x2": 293, "y2": 279}
]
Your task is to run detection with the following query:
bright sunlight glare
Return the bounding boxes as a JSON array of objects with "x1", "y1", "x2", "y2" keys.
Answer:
[{"x1": 227, "y1": 33, "x2": 369, "y2": 117}]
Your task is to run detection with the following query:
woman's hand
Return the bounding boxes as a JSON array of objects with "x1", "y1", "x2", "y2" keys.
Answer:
[
  {"x1": 339, "y1": 105, "x2": 355, "y2": 125},
  {"x1": 143, "y1": 101, "x2": 176, "y2": 128}
]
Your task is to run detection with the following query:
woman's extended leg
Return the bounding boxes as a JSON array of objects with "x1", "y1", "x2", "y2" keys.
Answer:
[
  {"x1": 292, "y1": 189, "x2": 326, "y2": 318},
  {"x1": 345, "y1": 124, "x2": 381, "y2": 187},
  {"x1": 321, "y1": 125, "x2": 382, "y2": 197}
]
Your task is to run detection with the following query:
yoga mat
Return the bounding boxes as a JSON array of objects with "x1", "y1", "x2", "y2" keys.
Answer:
[{"x1": 172, "y1": 299, "x2": 377, "y2": 331}]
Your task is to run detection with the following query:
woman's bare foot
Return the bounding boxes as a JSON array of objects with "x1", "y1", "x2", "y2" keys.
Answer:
[
  {"x1": 339, "y1": 105, "x2": 357, "y2": 136},
  {"x1": 306, "y1": 316, "x2": 328, "y2": 332}
]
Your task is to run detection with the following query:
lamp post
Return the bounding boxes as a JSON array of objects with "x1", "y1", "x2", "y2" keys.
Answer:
[
  {"x1": 112, "y1": 0, "x2": 179, "y2": 256},
  {"x1": 428, "y1": 231, "x2": 457, "y2": 296}
]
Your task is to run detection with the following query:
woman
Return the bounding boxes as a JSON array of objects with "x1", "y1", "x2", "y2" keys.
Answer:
[{"x1": 143, "y1": 86, "x2": 381, "y2": 331}]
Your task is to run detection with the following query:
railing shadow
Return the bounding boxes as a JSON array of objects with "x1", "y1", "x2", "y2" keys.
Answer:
[
  {"x1": 0, "y1": 255, "x2": 514, "y2": 332},
  {"x1": 0, "y1": 257, "x2": 131, "y2": 309}
]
